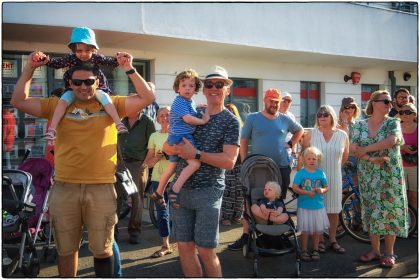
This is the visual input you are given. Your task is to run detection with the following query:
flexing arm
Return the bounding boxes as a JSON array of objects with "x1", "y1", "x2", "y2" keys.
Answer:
[
  {"x1": 117, "y1": 52, "x2": 155, "y2": 116},
  {"x1": 11, "y1": 52, "x2": 46, "y2": 117}
]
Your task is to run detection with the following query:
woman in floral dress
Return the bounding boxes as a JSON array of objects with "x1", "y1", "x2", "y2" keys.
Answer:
[{"x1": 351, "y1": 90, "x2": 409, "y2": 268}]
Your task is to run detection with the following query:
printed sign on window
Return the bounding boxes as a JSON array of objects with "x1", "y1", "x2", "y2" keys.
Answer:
[{"x1": 2, "y1": 59, "x2": 18, "y2": 78}]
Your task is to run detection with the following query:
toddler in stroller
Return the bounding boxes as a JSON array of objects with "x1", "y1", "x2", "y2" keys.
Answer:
[{"x1": 240, "y1": 155, "x2": 301, "y2": 277}]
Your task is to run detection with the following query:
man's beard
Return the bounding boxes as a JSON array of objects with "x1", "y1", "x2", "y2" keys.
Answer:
[{"x1": 265, "y1": 106, "x2": 278, "y2": 115}]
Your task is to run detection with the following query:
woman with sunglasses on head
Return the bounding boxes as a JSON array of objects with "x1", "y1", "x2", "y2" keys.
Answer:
[
  {"x1": 338, "y1": 97, "x2": 361, "y2": 183},
  {"x1": 398, "y1": 103, "x2": 417, "y2": 220},
  {"x1": 351, "y1": 90, "x2": 408, "y2": 268},
  {"x1": 299, "y1": 105, "x2": 349, "y2": 255}
]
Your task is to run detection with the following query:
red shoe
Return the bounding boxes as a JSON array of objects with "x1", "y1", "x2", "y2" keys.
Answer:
[{"x1": 379, "y1": 254, "x2": 397, "y2": 268}]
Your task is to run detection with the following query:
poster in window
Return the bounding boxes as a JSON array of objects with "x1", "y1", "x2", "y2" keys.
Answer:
[
  {"x1": 22, "y1": 59, "x2": 46, "y2": 79},
  {"x1": 30, "y1": 83, "x2": 46, "y2": 97},
  {"x1": 2, "y1": 59, "x2": 18, "y2": 78},
  {"x1": 54, "y1": 68, "x2": 68, "y2": 79},
  {"x1": 25, "y1": 123, "x2": 46, "y2": 138},
  {"x1": 2, "y1": 83, "x2": 15, "y2": 98}
]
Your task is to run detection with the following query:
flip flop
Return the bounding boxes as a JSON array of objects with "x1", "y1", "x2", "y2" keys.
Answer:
[
  {"x1": 151, "y1": 246, "x2": 173, "y2": 258},
  {"x1": 359, "y1": 251, "x2": 381, "y2": 263},
  {"x1": 379, "y1": 254, "x2": 397, "y2": 268}
]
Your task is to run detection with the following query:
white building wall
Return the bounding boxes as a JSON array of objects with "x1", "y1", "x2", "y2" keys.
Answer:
[{"x1": 3, "y1": 2, "x2": 417, "y2": 62}]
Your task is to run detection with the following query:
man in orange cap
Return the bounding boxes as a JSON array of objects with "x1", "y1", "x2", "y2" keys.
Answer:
[{"x1": 228, "y1": 88, "x2": 304, "y2": 250}]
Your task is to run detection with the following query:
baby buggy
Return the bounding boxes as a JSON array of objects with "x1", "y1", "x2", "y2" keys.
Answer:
[
  {"x1": 2, "y1": 158, "x2": 55, "y2": 277},
  {"x1": 240, "y1": 155, "x2": 301, "y2": 277}
]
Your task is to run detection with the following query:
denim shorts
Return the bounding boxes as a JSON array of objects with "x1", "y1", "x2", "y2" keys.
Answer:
[
  {"x1": 170, "y1": 187, "x2": 224, "y2": 248},
  {"x1": 167, "y1": 134, "x2": 195, "y2": 163}
]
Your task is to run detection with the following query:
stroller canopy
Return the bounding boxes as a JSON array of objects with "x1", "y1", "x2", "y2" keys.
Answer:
[{"x1": 240, "y1": 154, "x2": 282, "y2": 202}]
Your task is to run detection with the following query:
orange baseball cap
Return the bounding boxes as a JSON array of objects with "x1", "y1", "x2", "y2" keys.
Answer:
[{"x1": 264, "y1": 88, "x2": 282, "y2": 101}]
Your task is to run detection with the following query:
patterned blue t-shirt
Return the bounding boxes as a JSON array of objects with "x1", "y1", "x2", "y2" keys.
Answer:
[
  {"x1": 173, "y1": 108, "x2": 240, "y2": 190},
  {"x1": 293, "y1": 168, "x2": 328, "y2": 209}
]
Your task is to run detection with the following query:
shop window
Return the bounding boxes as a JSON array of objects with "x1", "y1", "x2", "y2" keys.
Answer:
[{"x1": 300, "y1": 82, "x2": 320, "y2": 128}]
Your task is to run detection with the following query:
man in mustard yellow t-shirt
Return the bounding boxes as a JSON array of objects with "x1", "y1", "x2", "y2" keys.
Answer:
[{"x1": 11, "y1": 51, "x2": 154, "y2": 277}]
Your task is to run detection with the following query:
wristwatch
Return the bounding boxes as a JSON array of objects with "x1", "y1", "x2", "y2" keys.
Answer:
[
  {"x1": 195, "y1": 150, "x2": 202, "y2": 160},
  {"x1": 125, "y1": 68, "x2": 136, "y2": 75}
]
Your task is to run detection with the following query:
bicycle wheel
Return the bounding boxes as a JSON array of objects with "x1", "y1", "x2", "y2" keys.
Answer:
[
  {"x1": 340, "y1": 192, "x2": 384, "y2": 243},
  {"x1": 118, "y1": 199, "x2": 131, "y2": 220},
  {"x1": 323, "y1": 223, "x2": 346, "y2": 240},
  {"x1": 148, "y1": 188, "x2": 159, "y2": 229},
  {"x1": 408, "y1": 206, "x2": 417, "y2": 236}
]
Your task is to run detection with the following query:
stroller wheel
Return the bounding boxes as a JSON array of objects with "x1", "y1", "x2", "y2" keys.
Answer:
[
  {"x1": 2, "y1": 258, "x2": 18, "y2": 277},
  {"x1": 295, "y1": 261, "x2": 301, "y2": 277},
  {"x1": 42, "y1": 246, "x2": 57, "y2": 263},
  {"x1": 22, "y1": 257, "x2": 40, "y2": 277},
  {"x1": 242, "y1": 243, "x2": 249, "y2": 258}
]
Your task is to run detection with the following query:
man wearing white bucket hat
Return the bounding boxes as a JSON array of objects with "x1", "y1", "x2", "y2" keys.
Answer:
[{"x1": 164, "y1": 65, "x2": 240, "y2": 277}]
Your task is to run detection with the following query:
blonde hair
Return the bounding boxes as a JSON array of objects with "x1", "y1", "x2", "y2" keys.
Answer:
[
  {"x1": 225, "y1": 103, "x2": 243, "y2": 127},
  {"x1": 364, "y1": 90, "x2": 391, "y2": 116},
  {"x1": 173, "y1": 69, "x2": 202, "y2": 93},
  {"x1": 315, "y1": 105, "x2": 338, "y2": 128},
  {"x1": 265, "y1": 181, "x2": 282, "y2": 199},
  {"x1": 302, "y1": 146, "x2": 323, "y2": 167}
]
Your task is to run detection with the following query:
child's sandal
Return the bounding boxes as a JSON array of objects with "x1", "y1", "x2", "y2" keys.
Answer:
[
  {"x1": 311, "y1": 250, "x2": 320, "y2": 261},
  {"x1": 300, "y1": 251, "x2": 312, "y2": 262},
  {"x1": 168, "y1": 189, "x2": 180, "y2": 209},
  {"x1": 116, "y1": 123, "x2": 129, "y2": 134}
]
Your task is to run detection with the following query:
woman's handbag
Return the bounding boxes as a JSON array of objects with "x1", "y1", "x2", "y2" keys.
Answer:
[{"x1": 115, "y1": 142, "x2": 138, "y2": 200}]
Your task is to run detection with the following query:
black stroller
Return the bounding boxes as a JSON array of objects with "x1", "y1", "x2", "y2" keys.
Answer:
[
  {"x1": 240, "y1": 155, "x2": 301, "y2": 277},
  {"x1": 2, "y1": 170, "x2": 39, "y2": 277}
]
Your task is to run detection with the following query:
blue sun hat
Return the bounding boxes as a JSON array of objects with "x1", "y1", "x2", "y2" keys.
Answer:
[{"x1": 68, "y1": 27, "x2": 99, "y2": 50}]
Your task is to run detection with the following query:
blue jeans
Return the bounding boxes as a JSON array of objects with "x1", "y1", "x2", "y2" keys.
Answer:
[
  {"x1": 113, "y1": 241, "x2": 122, "y2": 277},
  {"x1": 150, "y1": 181, "x2": 170, "y2": 237}
]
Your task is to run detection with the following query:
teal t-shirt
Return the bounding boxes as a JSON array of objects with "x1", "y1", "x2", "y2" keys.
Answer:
[{"x1": 293, "y1": 168, "x2": 328, "y2": 209}]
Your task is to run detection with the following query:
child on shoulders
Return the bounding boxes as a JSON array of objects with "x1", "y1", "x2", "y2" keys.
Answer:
[{"x1": 33, "y1": 26, "x2": 128, "y2": 144}]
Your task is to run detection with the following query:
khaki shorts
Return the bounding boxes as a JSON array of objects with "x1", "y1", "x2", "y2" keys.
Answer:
[
  {"x1": 49, "y1": 181, "x2": 117, "y2": 256},
  {"x1": 404, "y1": 165, "x2": 418, "y2": 192}
]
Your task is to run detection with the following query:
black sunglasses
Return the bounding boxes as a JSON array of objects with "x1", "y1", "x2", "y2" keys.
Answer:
[
  {"x1": 399, "y1": 110, "x2": 415, "y2": 115},
  {"x1": 317, "y1": 112, "x2": 330, "y2": 118},
  {"x1": 72, "y1": 78, "x2": 96, "y2": 86},
  {"x1": 373, "y1": 99, "x2": 393, "y2": 105},
  {"x1": 204, "y1": 81, "x2": 225, "y2": 89},
  {"x1": 344, "y1": 105, "x2": 356, "y2": 110}
]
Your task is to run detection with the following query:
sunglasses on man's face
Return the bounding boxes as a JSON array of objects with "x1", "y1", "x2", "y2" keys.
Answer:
[
  {"x1": 399, "y1": 110, "x2": 415, "y2": 116},
  {"x1": 373, "y1": 99, "x2": 393, "y2": 105},
  {"x1": 204, "y1": 81, "x2": 226, "y2": 89},
  {"x1": 71, "y1": 78, "x2": 96, "y2": 86},
  {"x1": 344, "y1": 105, "x2": 356, "y2": 110},
  {"x1": 317, "y1": 112, "x2": 330, "y2": 118}
]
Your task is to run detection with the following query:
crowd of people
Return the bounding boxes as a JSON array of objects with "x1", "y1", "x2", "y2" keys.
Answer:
[{"x1": 8, "y1": 26, "x2": 417, "y2": 277}]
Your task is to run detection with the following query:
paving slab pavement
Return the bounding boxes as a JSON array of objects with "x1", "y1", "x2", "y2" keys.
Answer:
[{"x1": 34, "y1": 214, "x2": 418, "y2": 278}]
